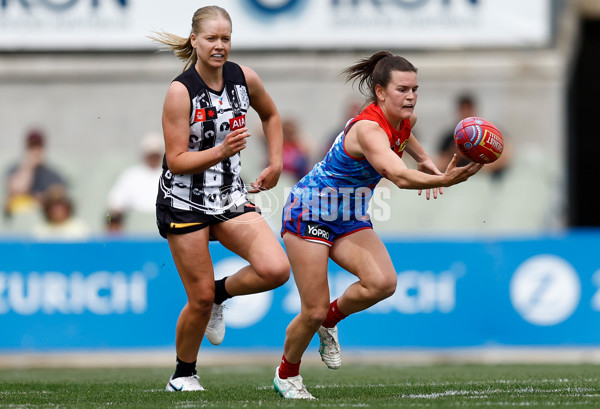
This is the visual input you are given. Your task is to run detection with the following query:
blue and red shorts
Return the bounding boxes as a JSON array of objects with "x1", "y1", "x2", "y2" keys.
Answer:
[{"x1": 280, "y1": 194, "x2": 373, "y2": 247}]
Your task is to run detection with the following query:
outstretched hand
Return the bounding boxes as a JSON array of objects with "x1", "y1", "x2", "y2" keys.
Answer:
[
  {"x1": 444, "y1": 154, "x2": 484, "y2": 184},
  {"x1": 417, "y1": 158, "x2": 444, "y2": 200}
]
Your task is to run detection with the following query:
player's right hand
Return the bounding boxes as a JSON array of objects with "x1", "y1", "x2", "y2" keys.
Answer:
[
  {"x1": 444, "y1": 154, "x2": 483, "y2": 185},
  {"x1": 220, "y1": 127, "x2": 250, "y2": 158}
]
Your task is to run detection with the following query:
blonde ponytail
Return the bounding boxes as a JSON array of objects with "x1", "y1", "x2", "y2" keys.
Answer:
[{"x1": 149, "y1": 5, "x2": 232, "y2": 72}]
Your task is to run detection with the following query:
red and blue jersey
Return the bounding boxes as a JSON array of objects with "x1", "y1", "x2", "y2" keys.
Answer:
[{"x1": 282, "y1": 103, "x2": 411, "y2": 242}]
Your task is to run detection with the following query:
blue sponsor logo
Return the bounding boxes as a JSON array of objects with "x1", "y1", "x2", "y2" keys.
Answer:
[
  {"x1": 242, "y1": 0, "x2": 307, "y2": 16},
  {"x1": 241, "y1": 0, "x2": 480, "y2": 14},
  {"x1": 331, "y1": 0, "x2": 478, "y2": 8}
]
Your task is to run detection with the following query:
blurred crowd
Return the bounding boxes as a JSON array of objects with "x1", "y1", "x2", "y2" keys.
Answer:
[
  {"x1": 2, "y1": 129, "x2": 86, "y2": 241},
  {"x1": 2, "y1": 93, "x2": 512, "y2": 241},
  {"x1": 2, "y1": 129, "x2": 164, "y2": 241}
]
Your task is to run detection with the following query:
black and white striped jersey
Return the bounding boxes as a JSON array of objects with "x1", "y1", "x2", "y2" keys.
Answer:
[{"x1": 157, "y1": 62, "x2": 251, "y2": 214}]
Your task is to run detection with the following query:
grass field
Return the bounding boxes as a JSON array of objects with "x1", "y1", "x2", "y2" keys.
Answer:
[{"x1": 2, "y1": 363, "x2": 600, "y2": 408}]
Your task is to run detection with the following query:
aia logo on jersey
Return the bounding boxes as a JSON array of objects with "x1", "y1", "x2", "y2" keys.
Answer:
[
  {"x1": 194, "y1": 106, "x2": 217, "y2": 123},
  {"x1": 229, "y1": 115, "x2": 246, "y2": 131}
]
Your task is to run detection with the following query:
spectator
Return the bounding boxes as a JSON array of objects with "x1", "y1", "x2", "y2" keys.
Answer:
[
  {"x1": 4, "y1": 128, "x2": 67, "y2": 219},
  {"x1": 435, "y1": 93, "x2": 512, "y2": 181},
  {"x1": 32, "y1": 185, "x2": 90, "y2": 241},
  {"x1": 281, "y1": 118, "x2": 311, "y2": 181},
  {"x1": 105, "y1": 132, "x2": 164, "y2": 233},
  {"x1": 105, "y1": 212, "x2": 124, "y2": 235}
]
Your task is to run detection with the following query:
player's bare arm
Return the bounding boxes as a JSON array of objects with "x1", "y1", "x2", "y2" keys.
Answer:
[
  {"x1": 351, "y1": 121, "x2": 481, "y2": 191},
  {"x1": 242, "y1": 65, "x2": 283, "y2": 192},
  {"x1": 163, "y1": 81, "x2": 249, "y2": 175}
]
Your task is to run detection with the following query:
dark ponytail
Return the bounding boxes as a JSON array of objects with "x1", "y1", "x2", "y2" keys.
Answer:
[{"x1": 342, "y1": 51, "x2": 417, "y2": 104}]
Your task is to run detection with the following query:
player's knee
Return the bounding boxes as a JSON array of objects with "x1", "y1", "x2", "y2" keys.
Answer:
[
  {"x1": 187, "y1": 292, "x2": 214, "y2": 316},
  {"x1": 378, "y1": 276, "x2": 397, "y2": 300},
  {"x1": 304, "y1": 305, "x2": 329, "y2": 330},
  {"x1": 303, "y1": 314, "x2": 327, "y2": 332},
  {"x1": 256, "y1": 258, "x2": 290, "y2": 288},
  {"x1": 368, "y1": 276, "x2": 397, "y2": 302},
  {"x1": 286, "y1": 309, "x2": 325, "y2": 338}
]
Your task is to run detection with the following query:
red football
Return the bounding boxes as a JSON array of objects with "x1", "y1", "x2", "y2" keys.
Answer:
[{"x1": 454, "y1": 117, "x2": 504, "y2": 164}]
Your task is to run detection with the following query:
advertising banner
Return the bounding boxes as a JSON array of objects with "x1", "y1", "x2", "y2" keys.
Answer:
[
  {"x1": 1, "y1": 231, "x2": 599, "y2": 351},
  {"x1": 0, "y1": 0, "x2": 550, "y2": 51}
]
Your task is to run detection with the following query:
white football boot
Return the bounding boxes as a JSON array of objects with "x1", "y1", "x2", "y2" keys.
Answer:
[
  {"x1": 273, "y1": 367, "x2": 316, "y2": 400},
  {"x1": 318, "y1": 325, "x2": 342, "y2": 369},
  {"x1": 205, "y1": 303, "x2": 225, "y2": 345},
  {"x1": 165, "y1": 375, "x2": 204, "y2": 392}
]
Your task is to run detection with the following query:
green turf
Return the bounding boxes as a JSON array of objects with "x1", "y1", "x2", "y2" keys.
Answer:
[{"x1": 1, "y1": 363, "x2": 600, "y2": 408}]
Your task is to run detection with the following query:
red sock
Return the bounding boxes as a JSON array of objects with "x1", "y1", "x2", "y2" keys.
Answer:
[
  {"x1": 321, "y1": 298, "x2": 347, "y2": 328},
  {"x1": 278, "y1": 354, "x2": 300, "y2": 379}
]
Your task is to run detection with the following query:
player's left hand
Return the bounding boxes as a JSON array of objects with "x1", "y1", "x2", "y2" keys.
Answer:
[
  {"x1": 416, "y1": 158, "x2": 444, "y2": 200},
  {"x1": 248, "y1": 164, "x2": 282, "y2": 193}
]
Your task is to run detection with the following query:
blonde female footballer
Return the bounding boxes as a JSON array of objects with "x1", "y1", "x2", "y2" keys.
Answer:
[{"x1": 152, "y1": 5, "x2": 290, "y2": 392}]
